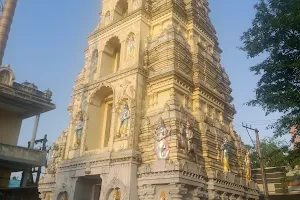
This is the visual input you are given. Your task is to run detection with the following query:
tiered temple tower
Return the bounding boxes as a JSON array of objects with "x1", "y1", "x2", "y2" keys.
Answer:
[{"x1": 39, "y1": 0, "x2": 259, "y2": 199}]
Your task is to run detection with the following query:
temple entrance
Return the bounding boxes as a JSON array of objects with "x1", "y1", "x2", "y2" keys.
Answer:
[{"x1": 74, "y1": 175, "x2": 102, "y2": 200}]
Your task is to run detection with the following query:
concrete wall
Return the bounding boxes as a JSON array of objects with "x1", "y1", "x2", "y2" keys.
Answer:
[
  {"x1": 0, "y1": 108, "x2": 22, "y2": 188},
  {"x1": 0, "y1": 108, "x2": 22, "y2": 146}
]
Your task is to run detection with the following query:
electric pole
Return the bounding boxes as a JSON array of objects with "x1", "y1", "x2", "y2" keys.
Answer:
[{"x1": 242, "y1": 123, "x2": 269, "y2": 200}]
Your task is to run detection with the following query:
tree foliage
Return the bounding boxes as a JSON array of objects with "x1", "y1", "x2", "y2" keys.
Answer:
[
  {"x1": 246, "y1": 137, "x2": 300, "y2": 169},
  {"x1": 240, "y1": 0, "x2": 300, "y2": 139},
  {"x1": 245, "y1": 137, "x2": 289, "y2": 169}
]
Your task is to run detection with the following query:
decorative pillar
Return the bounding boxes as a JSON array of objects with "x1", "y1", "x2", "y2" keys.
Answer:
[{"x1": 0, "y1": 0, "x2": 18, "y2": 66}]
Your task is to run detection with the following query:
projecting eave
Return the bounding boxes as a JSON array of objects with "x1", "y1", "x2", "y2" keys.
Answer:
[{"x1": 0, "y1": 82, "x2": 56, "y2": 119}]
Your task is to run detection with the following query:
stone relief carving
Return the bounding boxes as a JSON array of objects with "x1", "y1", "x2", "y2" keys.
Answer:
[
  {"x1": 90, "y1": 50, "x2": 98, "y2": 79},
  {"x1": 45, "y1": 131, "x2": 68, "y2": 176},
  {"x1": 85, "y1": 162, "x2": 91, "y2": 175},
  {"x1": 178, "y1": 120, "x2": 196, "y2": 154},
  {"x1": 154, "y1": 118, "x2": 171, "y2": 160},
  {"x1": 116, "y1": 103, "x2": 130, "y2": 138},
  {"x1": 221, "y1": 138, "x2": 231, "y2": 172},
  {"x1": 244, "y1": 151, "x2": 251, "y2": 180},
  {"x1": 159, "y1": 191, "x2": 167, "y2": 200},
  {"x1": 105, "y1": 11, "x2": 111, "y2": 26},
  {"x1": 113, "y1": 189, "x2": 121, "y2": 200},
  {"x1": 127, "y1": 33, "x2": 135, "y2": 60},
  {"x1": 102, "y1": 177, "x2": 129, "y2": 200},
  {"x1": 116, "y1": 79, "x2": 136, "y2": 105},
  {"x1": 74, "y1": 114, "x2": 84, "y2": 147},
  {"x1": 60, "y1": 192, "x2": 68, "y2": 200},
  {"x1": 132, "y1": 0, "x2": 139, "y2": 10}
]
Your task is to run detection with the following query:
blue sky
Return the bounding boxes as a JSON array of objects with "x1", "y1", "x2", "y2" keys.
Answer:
[{"x1": 3, "y1": 0, "x2": 287, "y2": 148}]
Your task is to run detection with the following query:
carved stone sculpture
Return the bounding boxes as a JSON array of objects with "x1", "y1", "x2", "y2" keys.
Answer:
[
  {"x1": 178, "y1": 123, "x2": 187, "y2": 152},
  {"x1": 46, "y1": 144, "x2": 59, "y2": 174},
  {"x1": 178, "y1": 120, "x2": 195, "y2": 154},
  {"x1": 60, "y1": 192, "x2": 68, "y2": 200},
  {"x1": 186, "y1": 120, "x2": 195, "y2": 153},
  {"x1": 117, "y1": 103, "x2": 130, "y2": 138},
  {"x1": 244, "y1": 151, "x2": 251, "y2": 180},
  {"x1": 221, "y1": 139, "x2": 230, "y2": 172},
  {"x1": 154, "y1": 118, "x2": 171, "y2": 160},
  {"x1": 75, "y1": 115, "x2": 84, "y2": 146},
  {"x1": 113, "y1": 189, "x2": 121, "y2": 200},
  {"x1": 159, "y1": 191, "x2": 166, "y2": 200}
]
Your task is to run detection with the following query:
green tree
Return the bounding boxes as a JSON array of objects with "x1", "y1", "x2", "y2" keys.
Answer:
[
  {"x1": 245, "y1": 137, "x2": 289, "y2": 169},
  {"x1": 240, "y1": 0, "x2": 300, "y2": 140}
]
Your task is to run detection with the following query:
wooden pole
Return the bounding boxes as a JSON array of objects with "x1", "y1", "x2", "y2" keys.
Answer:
[{"x1": 255, "y1": 128, "x2": 269, "y2": 200}]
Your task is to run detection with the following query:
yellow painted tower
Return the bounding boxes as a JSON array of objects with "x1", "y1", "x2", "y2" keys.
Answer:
[{"x1": 39, "y1": 0, "x2": 259, "y2": 199}]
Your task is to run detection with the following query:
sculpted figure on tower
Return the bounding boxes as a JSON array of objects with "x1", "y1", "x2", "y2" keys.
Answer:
[
  {"x1": 154, "y1": 118, "x2": 171, "y2": 160},
  {"x1": 222, "y1": 139, "x2": 231, "y2": 172},
  {"x1": 117, "y1": 103, "x2": 130, "y2": 138},
  {"x1": 244, "y1": 151, "x2": 252, "y2": 180}
]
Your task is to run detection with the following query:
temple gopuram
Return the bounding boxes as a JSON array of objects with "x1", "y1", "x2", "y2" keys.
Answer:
[{"x1": 39, "y1": 0, "x2": 259, "y2": 199}]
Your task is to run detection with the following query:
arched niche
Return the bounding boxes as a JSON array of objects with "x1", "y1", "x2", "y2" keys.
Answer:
[
  {"x1": 113, "y1": 0, "x2": 128, "y2": 22},
  {"x1": 85, "y1": 86, "x2": 114, "y2": 150},
  {"x1": 100, "y1": 37, "x2": 121, "y2": 77}
]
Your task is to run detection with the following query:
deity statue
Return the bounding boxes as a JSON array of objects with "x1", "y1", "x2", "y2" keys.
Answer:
[
  {"x1": 154, "y1": 118, "x2": 171, "y2": 160},
  {"x1": 221, "y1": 139, "x2": 230, "y2": 172},
  {"x1": 113, "y1": 189, "x2": 121, "y2": 200},
  {"x1": 244, "y1": 151, "x2": 251, "y2": 180},
  {"x1": 75, "y1": 115, "x2": 84, "y2": 145},
  {"x1": 117, "y1": 103, "x2": 130, "y2": 138},
  {"x1": 105, "y1": 11, "x2": 111, "y2": 26},
  {"x1": 61, "y1": 193, "x2": 68, "y2": 200},
  {"x1": 127, "y1": 34, "x2": 135, "y2": 59},
  {"x1": 159, "y1": 191, "x2": 166, "y2": 200},
  {"x1": 178, "y1": 124, "x2": 187, "y2": 152},
  {"x1": 133, "y1": 0, "x2": 139, "y2": 10},
  {"x1": 186, "y1": 121, "x2": 195, "y2": 153}
]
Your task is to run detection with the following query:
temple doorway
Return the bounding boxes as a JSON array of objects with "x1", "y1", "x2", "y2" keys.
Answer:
[{"x1": 73, "y1": 175, "x2": 102, "y2": 200}]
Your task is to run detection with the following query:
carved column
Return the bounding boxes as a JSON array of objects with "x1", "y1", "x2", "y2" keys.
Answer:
[{"x1": 169, "y1": 184, "x2": 187, "y2": 200}]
